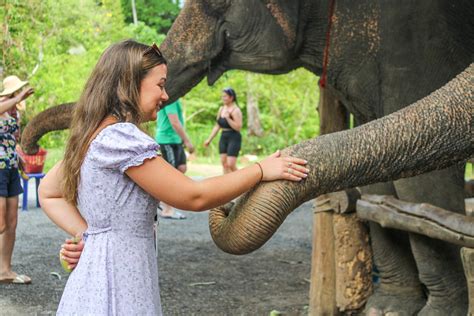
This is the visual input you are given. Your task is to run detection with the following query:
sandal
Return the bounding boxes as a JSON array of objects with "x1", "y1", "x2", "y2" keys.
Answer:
[{"x1": 0, "y1": 274, "x2": 31, "y2": 284}]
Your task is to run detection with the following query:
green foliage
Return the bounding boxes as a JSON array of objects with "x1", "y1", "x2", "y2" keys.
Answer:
[
  {"x1": 467, "y1": 163, "x2": 473, "y2": 180},
  {"x1": 121, "y1": 0, "x2": 180, "y2": 34},
  {"x1": 124, "y1": 21, "x2": 165, "y2": 45},
  {"x1": 1, "y1": 0, "x2": 133, "y2": 148},
  {"x1": 3, "y1": 0, "x2": 321, "y2": 164},
  {"x1": 183, "y1": 69, "x2": 320, "y2": 157}
]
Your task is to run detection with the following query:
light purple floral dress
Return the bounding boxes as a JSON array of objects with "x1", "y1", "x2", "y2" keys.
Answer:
[{"x1": 57, "y1": 123, "x2": 162, "y2": 315}]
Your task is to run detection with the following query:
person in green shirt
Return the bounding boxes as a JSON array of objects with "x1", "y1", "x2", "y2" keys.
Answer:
[{"x1": 156, "y1": 99, "x2": 194, "y2": 219}]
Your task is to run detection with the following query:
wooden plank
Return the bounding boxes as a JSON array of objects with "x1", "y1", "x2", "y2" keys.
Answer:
[{"x1": 357, "y1": 195, "x2": 474, "y2": 247}]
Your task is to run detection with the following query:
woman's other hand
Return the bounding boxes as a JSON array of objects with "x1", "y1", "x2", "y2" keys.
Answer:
[
  {"x1": 259, "y1": 150, "x2": 309, "y2": 182},
  {"x1": 60, "y1": 236, "x2": 85, "y2": 271},
  {"x1": 203, "y1": 139, "x2": 211, "y2": 147}
]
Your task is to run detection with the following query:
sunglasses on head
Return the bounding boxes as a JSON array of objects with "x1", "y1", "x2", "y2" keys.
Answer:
[
  {"x1": 223, "y1": 88, "x2": 235, "y2": 96},
  {"x1": 143, "y1": 42, "x2": 163, "y2": 58}
]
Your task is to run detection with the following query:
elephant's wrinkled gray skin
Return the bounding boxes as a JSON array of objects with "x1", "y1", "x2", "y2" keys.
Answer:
[
  {"x1": 161, "y1": 1, "x2": 473, "y2": 315},
  {"x1": 21, "y1": 0, "x2": 473, "y2": 314}
]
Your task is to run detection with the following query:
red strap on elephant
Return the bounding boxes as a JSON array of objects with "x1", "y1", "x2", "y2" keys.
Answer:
[{"x1": 319, "y1": 0, "x2": 336, "y2": 88}]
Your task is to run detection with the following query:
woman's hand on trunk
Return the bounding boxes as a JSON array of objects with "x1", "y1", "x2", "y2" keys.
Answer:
[{"x1": 259, "y1": 150, "x2": 309, "y2": 182}]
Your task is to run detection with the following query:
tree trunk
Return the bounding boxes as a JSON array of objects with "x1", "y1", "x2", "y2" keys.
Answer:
[
  {"x1": 131, "y1": 0, "x2": 138, "y2": 25},
  {"x1": 246, "y1": 74, "x2": 264, "y2": 137}
]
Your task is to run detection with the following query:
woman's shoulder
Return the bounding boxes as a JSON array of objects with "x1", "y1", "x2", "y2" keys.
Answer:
[
  {"x1": 99, "y1": 122, "x2": 143, "y2": 137},
  {"x1": 94, "y1": 122, "x2": 154, "y2": 147},
  {"x1": 88, "y1": 122, "x2": 159, "y2": 171}
]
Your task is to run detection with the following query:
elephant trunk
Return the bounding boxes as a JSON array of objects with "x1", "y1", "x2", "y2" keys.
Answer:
[
  {"x1": 209, "y1": 64, "x2": 474, "y2": 255},
  {"x1": 21, "y1": 103, "x2": 74, "y2": 154}
]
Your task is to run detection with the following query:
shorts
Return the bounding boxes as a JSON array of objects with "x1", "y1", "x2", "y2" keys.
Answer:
[
  {"x1": 219, "y1": 131, "x2": 242, "y2": 157},
  {"x1": 0, "y1": 168, "x2": 23, "y2": 197},
  {"x1": 159, "y1": 143, "x2": 187, "y2": 168}
]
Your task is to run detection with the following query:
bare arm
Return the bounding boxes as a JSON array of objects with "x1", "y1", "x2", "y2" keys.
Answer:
[
  {"x1": 168, "y1": 114, "x2": 194, "y2": 153},
  {"x1": 0, "y1": 88, "x2": 34, "y2": 115},
  {"x1": 38, "y1": 161, "x2": 87, "y2": 236},
  {"x1": 204, "y1": 124, "x2": 221, "y2": 146},
  {"x1": 205, "y1": 107, "x2": 223, "y2": 145},
  {"x1": 126, "y1": 152, "x2": 309, "y2": 212},
  {"x1": 0, "y1": 96, "x2": 21, "y2": 115}
]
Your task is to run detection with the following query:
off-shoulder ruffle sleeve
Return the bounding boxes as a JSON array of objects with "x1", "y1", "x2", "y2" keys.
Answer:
[{"x1": 88, "y1": 123, "x2": 160, "y2": 173}]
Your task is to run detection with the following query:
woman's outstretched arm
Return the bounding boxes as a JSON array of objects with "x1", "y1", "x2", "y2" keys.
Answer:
[{"x1": 126, "y1": 151, "x2": 309, "y2": 212}]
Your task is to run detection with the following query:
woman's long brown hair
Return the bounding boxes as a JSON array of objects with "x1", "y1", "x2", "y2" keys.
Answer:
[{"x1": 61, "y1": 40, "x2": 166, "y2": 205}]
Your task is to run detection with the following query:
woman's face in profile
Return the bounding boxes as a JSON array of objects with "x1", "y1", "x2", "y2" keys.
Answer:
[{"x1": 139, "y1": 64, "x2": 169, "y2": 122}]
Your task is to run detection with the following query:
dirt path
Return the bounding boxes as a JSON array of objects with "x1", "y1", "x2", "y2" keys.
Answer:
[{"x1": 0, "y1": 180, "x2": 313, "y2": 315}]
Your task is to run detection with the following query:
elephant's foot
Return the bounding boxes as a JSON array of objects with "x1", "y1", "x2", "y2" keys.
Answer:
[
  {"x1": 364, "y1": 285, "x2": 425, "y2": 316},
  {"x1": 415, "y1": 284, "x2": 467, "y2": 316},
  {"x1": 417, "y1": 301, "x2": 467, "y2": 316}
]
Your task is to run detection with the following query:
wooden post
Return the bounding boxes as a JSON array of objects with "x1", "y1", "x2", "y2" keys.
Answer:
[
  {"x1": 311, "y1": 195, "x2": 338, "y2": 315},
  {"x1": 461, "y1": 248, "x2": 474, "y2": 314},
  {"x1": 463, "y1": 194, "x2": 474, "y2": 315},
  {"x1": 309, "y1": 88, "x2": 348, "y2": 315}
]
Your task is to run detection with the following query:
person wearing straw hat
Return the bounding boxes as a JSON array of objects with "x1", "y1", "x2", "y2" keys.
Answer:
[
  {"x1": 0, "y1": 75, "x2": 34, "y2": 284},
  {"x1": 1, "y1": 76, "x2": 30, "y2": 140}
]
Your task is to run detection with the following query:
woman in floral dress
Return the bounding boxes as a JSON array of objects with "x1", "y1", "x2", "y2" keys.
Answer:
[{"x1": 39, "y1": 40, "x2": 309, "y2": 315}]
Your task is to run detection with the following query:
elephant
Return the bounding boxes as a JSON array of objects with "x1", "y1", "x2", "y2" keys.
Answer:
[{"x1": 21, "y1": 0, "x2": 473, "y2": 314}]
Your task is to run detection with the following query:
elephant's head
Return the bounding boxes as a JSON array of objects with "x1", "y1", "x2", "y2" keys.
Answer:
[{"x1": 161, "y1": 0, "x2": 323, "y2": 103}]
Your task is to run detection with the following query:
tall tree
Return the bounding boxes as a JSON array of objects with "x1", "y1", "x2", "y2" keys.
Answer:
[{"x1": 246, "y1": 74, "x2": 264, "y2": 137}]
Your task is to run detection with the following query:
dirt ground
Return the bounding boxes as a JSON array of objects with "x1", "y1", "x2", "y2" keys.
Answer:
[{"x1": 0, "y1": 180, "x2": 314, "y2": 316}]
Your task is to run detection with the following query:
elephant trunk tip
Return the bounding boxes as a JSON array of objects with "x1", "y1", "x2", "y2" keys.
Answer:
[
  {"x1": 20, "y1": 142, "x2": 40, "y2": 155},
  {"x1": 208, "y1": 202, "x2": 257, "y2": 256}
]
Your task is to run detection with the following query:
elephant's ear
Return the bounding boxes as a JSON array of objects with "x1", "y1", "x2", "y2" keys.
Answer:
[{"x1": 201, "y1": 0, "x2": 230, "y2": 17}]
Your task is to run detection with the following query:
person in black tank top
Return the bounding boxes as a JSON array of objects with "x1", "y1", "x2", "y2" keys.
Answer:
[{"x1": 204, "y1": 88, "x2": 243, "y2": 174}]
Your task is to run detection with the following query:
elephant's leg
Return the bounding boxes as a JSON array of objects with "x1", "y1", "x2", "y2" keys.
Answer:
[
  {"x1": 361, "y1": 182, "x2": 426, "y2": 316},
  {"x1": 394, "y1": 165, "x2": 468, "y2": 316}
]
